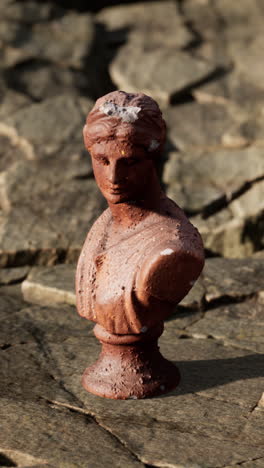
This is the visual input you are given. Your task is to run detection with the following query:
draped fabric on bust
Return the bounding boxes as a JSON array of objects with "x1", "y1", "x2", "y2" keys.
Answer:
[{"x1": 76, "y1": 206, "x2": 202, "y2": 335}]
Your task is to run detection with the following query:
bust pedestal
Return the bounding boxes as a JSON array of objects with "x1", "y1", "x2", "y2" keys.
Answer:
[{"x1": 82, "y1": 322, "x2": 180, "y2": 399}]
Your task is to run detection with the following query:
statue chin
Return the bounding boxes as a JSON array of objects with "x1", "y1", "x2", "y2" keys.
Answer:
[
  {"x1": 107, "y1": 194, "x2": 128, "y2": 203},
  {"x1": 106, "y1": 192, "x2": 136, "y2": 205}
]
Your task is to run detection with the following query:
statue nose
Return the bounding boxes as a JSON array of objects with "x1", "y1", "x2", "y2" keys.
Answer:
[{"x1": 109, "y1": 161, "x2": 122, "y2": 184}]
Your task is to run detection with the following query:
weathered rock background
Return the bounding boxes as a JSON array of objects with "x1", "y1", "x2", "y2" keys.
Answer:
[{"x1": 0, "y1": 1, "x2": 264, "y2": 467}]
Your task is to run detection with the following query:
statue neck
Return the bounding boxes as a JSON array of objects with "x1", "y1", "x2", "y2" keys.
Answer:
[{"x1": 108, "y1": 175, "x2": 163, "y2": 229}]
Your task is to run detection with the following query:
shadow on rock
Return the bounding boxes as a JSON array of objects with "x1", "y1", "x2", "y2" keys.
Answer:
[
  {"x1": 160, "y1": 353, "x2": 264, "y2": 397},
  {"x1": 34, "y1": 0, "x2": 161, "y2": 13},
  {"x1": 79, "y1": 22, "x2": 130, "y2": 101}
]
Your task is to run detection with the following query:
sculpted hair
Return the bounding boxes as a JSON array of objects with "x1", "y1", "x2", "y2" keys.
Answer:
[{"x1": 83, "y1": 91, "x2": 166, "y2": 157}]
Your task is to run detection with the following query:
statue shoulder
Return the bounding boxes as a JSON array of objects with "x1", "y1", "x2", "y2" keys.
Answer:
[{"x1": 136, "y1": 215, "x2": 204, "y2": 305}]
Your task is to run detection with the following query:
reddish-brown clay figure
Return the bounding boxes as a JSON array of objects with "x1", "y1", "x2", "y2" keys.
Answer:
[{"x1": 76, "y1": 91, "x2": 204, "y2": 399}]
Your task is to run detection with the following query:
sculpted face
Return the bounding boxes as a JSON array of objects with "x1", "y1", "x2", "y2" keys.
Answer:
[{"x1": 90, "y1": 140, "x2": 155, "y2": 204}]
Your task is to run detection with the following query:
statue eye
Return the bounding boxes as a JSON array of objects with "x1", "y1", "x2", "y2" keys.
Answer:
[{"x1": 95, "y1": 156, "x2": 109, "y2": 166}]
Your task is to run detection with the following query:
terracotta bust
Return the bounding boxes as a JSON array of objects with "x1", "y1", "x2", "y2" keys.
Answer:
[{"x1": 76, "y1": 91, "x2": 204, "y2": 399}]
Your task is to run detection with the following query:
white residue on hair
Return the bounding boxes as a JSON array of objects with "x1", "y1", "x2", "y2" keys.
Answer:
[{"x1": 99, "y1": 102, "x2": 141, "y2": 123}]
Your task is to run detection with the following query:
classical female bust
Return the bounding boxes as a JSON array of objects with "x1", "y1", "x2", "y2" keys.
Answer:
[{"x1": 76, "y1": 91, "x2": 204, "y2": 399}]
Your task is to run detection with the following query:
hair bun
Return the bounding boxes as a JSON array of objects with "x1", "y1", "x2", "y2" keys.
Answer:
[{"x1": 83, "y1": 91, "x2": 166, "y2": 157}]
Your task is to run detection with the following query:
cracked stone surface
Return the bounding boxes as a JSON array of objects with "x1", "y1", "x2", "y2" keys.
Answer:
[
  {"x1": 1, "y1": 257, "x2": 263, "y2": 466},
  {"x1": 0, "y1": 82, "x2": 32, "y2": 120},
  {"x1": 0, "y1": 399, "x2": 143, "y2": 468},
  {"x1": 200, "y1": 256, "x2": 264, "y2": 303},
  {"x1": 0, "y1": 3, "x2": 263, "y2": 261},
  {"x1": 1, "y1": 0, "x2": 264, "y2": 466},
  {"x1": 19, "y1": 255, "x2": 264, "y2": 311},
  {"x1": 188, "y1": 297, "x2": 264, "y2": 354},
  {"x1": 0, "y1": 159, "x2": 105, "y2": 267},
  {"x1": 192, "y1": 179, "x2": 264, "y2": 257},
  {"x1": 164, "y1": 145, "x2": 264, "y2": 214},
  {"x1": 165, "y1": 101, "x2": 239, "y2": 153},
  {"x1": 1, "y1": 275, "x2": 264, "y2": 467},
  {"x1": 0, "y1": 5, "x2": 94, "y2": 69},
  {"x1": 224, "y1": 460, "x2": 264, "y2": 468},
  {"x1": 0, "y1": 0, "x2": 54, "y2": 22},
  {"x1": 111, "y1": 47, "x2": 216, "y2": 106},
  {"x1": 193, "y1": 70, "x2": 264, "y2": 116},
  {"x1": 97, "y1": 1, "x2": 193, "y2": 48},
  {"x1": 0, "y1": 95, "x2": 106, "y2": 268},
  {"x1": 4, "y1": 94, "x2": 94, "y2": 160},
  {"x1": 22, "y1": 264, "x2": 76, "y2": 306},
  {"x1": 0, "y1": 266, "x2": 29, "y2": 285},
  {"x1": 6, "y1": 61, "x2": 91, "y2": 101}
]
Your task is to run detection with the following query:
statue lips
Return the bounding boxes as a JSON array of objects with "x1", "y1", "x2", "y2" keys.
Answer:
[
  {"x1": 109, "y1": 184, "x2": 127, "y2": 193},
  {"x1": 106, "y1": 181, "x2": 136, "y2": 202}
]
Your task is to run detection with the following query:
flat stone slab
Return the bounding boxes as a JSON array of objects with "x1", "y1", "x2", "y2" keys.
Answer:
[
  {"x1": 200, "y1": 256, "x2": 264, "y2": 303},
  {"x1": 0, "y1": 122, "x2": 35, "y2": 173},
  {"x1": 0, "y1": 95, "x2": 107, "y2": 267},
  {"x1": 164, "y1": 139, "x2": 264, "y2": 257},
  {"x1": 0, "y1": 399, "x2": 143, "y2": 468},
  {"x1": 1, "y1": 253, "x2": 264, "y2": 467},
  {"x1": 4, "y1": 94, "x2": 94, "y2": 161},
  {"x1": 0, "y1": 82, "x2": 32, "y2": 120},
  {"x1": 0, "y1": 160, "x2": 105, "y2": 267},
  {"x1": 183, "y1": 0, "x2": 263, "y2": 38},
  {"x1": 0, "y1": 0, "x2": 54, "y2": 23},
  {"x1": 164, "y1": 145, "x2": 264, "y2": 214},
  {"x1": 1, "y1": 293, "x2": 143, "y2": 467},
  {"x1": 33, "y1": 314, "x2": 264, "y2": 467},
  {"x1": 187, "y1": 297, "x2": 264, "y2": 354},
  {"x1": 0, "y1": 266, "x2": 29, "y2": 285},
  {"x1": 183, "y1": 255, "x2": 263, "y2": 307},
  {"x1": 192, "y1": 179, "x2": 264, "y2": 257},
  {"x1": 193, "y1": 69, "x2": 264, "y2": 117},
  {"x1": 1, "y1": 7, "x2": 94, "y2": 69},
  {"x1": 165, "y1": 101, "x2": 238, "y2": 153},
  {"x1": 97, "y1": 1, "x2": 192, "y2": 48},
  {"x1": 229, "y1": 34, "x2": 264, "y2": 91},
  {"x1": 6, "y1": 61, "x2": 90, "y2": 102},
  {"x1": 19, "y1": 256, "x2": 264, "y2": 314},
  {"x1": 111, "y1": 46, "x2": 216, "y2": 105},
  {"x1": 22, "y1": 264, "x2": 76, "y2": 306}
]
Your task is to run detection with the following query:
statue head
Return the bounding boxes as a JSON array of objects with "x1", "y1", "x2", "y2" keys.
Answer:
[{"x1": 83, "y1": 91, "x2": 166, "y2": 204}]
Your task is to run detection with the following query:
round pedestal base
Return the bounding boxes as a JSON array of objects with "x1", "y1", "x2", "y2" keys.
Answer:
[{"x1": 82, "y1": 324, "x2": 180, "y2": 399}]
